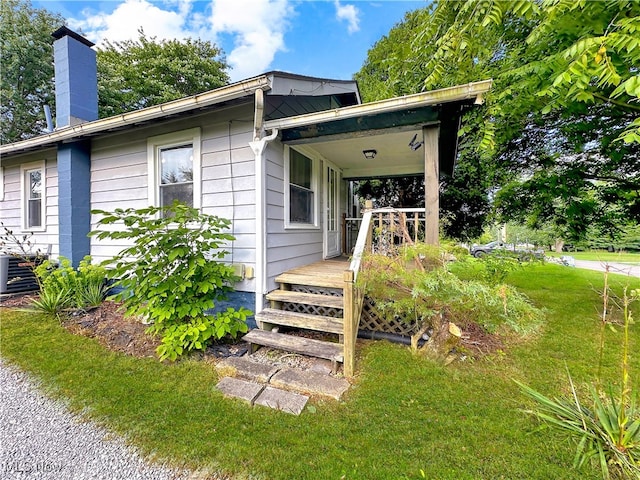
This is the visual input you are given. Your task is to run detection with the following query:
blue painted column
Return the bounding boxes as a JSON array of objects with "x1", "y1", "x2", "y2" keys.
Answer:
[{"x1": 58, "y1": 141, "x2": 91, "y2": 267}]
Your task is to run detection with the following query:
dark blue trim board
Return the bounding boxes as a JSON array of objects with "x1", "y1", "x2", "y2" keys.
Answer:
[{"x1": 208, "y1": 291, "x2": 257, "y2": 329}]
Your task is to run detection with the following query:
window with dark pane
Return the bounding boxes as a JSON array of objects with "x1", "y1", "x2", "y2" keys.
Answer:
[
  {"x1": 27, "y1": 169, "x2": 42, "y2": 227},
  {"x1": 289, "y1": 149, "x2": 314, "y2": 224},
  {"x1": 159, "y1": 144, "x2": 193, "y2": 211}
]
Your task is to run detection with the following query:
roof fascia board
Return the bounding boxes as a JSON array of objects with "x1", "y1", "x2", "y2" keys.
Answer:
[
  {"x1": 1, "y1": 76, "x2": 271, "y2": 157},
  {"x1": 263, "y1": 80, "x2": 492, "y2": 131}
]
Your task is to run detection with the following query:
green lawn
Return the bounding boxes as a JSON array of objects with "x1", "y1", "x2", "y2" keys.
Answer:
[
  {"x1": 1, "y1": 264, "x2": 638, "y2": 479},
  {"x1": 546, "y1": 250, "x2": 640, "y2": 264}
]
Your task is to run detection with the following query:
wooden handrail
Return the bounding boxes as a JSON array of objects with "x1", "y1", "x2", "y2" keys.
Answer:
[
  {"x1": 347, "y1": 211, "x2": 373, "y2": 282},
  {"x1": 344, "y1": 207, "x2": 428, "y2": 255},
  {"x1": 342, "y1": 206, "x2": 428, "y2": 377},
  {"x1": 342, "y1": 210, "x2": 374, "y2": 378}
]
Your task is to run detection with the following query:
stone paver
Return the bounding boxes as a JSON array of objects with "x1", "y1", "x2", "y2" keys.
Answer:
[
  {"x1": 253, "y1": 386, "x2": 309, "y2": 415},
  {"x1": 308, "y1": 358, "x2": 334, "y2": 375},
  {"x1": 215, "y1": 355, "x2": 351, "y2": 413},
  {"x1": 216, "y1": 357, "x2": 279, "y2": 383},
  {"x1": 216, "y1": 377, "x2": 264, "y2": 404},
  {"x1": 270, "y1": 368, "x2": 350, "y2": 400}
]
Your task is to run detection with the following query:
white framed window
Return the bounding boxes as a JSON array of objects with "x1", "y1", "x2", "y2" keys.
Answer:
[
  {"x1": 147, "y1": 128, "x2": 201, "y2": 212},
  {"x1": 20, "y1": 161, "x2": 46, "y2": 231},
  {"x1": 285, "y1": 146, "x2": 319, "y2": 229},
  {"x1": 0, "y1": 166, "x2": 4, "y2": 201}
]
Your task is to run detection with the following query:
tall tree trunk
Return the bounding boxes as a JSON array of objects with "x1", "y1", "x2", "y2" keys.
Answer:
[{"x1": 554, "y1": 238, "x2": 565, "y2": 253}]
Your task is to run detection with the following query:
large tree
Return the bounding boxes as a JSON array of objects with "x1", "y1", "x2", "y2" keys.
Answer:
[
  {"x1": 355, "y1": 0, "x2": 640, "y2": 242},
  {"x1": 354, "y1": 5, "x2": 522, "y2": 240},
  {"x1": 0, "y1": 0, "x2": 64, "y2": 143},
  {"x1": 97, "y1": 30, "x2": 230, "y2": 117},
  {"x1": 1, "y1": 1, "x2": 231, "y2": 143}
]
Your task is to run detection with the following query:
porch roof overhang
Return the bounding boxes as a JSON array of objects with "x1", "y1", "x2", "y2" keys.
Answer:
[{"x1": 263, "y1": 80, "x2": 492, "y2": 179}]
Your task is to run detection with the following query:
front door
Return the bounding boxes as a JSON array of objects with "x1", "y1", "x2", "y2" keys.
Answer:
[{"x1": 324, "y1": 163, "x2": 341, "y2": 258}]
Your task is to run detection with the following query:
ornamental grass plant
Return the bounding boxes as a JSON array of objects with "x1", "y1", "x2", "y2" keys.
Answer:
[{"x1": 517, "y1": 283, "x2": 639, "y2": 479}]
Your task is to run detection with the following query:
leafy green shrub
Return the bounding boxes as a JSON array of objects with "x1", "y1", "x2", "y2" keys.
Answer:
[
  {"x1": 518, "y1": 288, "x2": 639, "y2": 480},
  {"x1": 90, "y1": 202, "x2": 251, "y2": 361},
  {"x1": 157, "y1": 308, "x2": 249, "y2": 361},
  {"x1": 29, "y1": 256, "x2": 106, "y2": 314},
  {"x1": 358, "y1": 245, "x2": 544, "y2": 347},
  {"x1": 33, "y1": 256, "x2": 107, "y2": 312}
]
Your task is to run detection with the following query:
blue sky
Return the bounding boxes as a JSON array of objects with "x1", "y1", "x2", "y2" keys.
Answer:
[{"x1": 35, "y1": 0, "x2": 428, "y2": 81}]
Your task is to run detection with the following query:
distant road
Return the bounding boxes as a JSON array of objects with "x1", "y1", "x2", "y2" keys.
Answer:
[{"x1": 573, "y1": 260, "x2": 640, "y2": 278}]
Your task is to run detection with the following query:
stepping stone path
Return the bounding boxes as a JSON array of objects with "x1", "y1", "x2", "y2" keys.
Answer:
[{"x1": 215, "y1": 356, "x2": 350, "y2": 415}]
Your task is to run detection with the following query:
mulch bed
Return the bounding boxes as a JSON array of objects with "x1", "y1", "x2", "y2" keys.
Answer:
[
  {"x1": 2, "y1": 292, "x2": 504, "y2": 362},
  {"x1": 1, "y1": 293, "x2": 161, "y2": 358}
]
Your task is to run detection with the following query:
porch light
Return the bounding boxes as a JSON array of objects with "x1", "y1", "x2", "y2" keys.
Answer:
[{"x1": 362, "y1": 149, "x2": 377, "y2": 159}]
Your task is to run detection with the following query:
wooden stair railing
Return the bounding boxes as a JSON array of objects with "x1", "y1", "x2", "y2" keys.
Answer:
[
  {"x1": 247, "y1": 206, "x2": 428, "y2": 379},
  {"x1": 342, "y1": 209, "x2": 372, "y2": 377}
]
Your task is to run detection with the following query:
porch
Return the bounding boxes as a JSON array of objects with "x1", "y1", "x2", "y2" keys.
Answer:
[{"x1": 246, "y1": 207, "x2": 426, "y2": 378}]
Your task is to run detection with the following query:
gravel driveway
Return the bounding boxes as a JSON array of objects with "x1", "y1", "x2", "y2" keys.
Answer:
[{"x1": 0, "y1": 359, "x2": 191, "y2": 480}]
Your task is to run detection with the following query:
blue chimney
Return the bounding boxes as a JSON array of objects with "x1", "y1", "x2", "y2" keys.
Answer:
[
  {"x1": 52, "y1": 26, "x2": 98, "y2": 128},
  {"x1": 51, "y1": 27, "x2": 95, "y2": 267}
]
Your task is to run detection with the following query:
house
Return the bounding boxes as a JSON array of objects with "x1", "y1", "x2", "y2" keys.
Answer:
[{"x1": 0, "y1": 27, "x2": 490, "y2": 375}]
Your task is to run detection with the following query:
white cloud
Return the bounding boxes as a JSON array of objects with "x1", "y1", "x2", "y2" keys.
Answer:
[
  {"x1": 67, "y1": 0, "x2": 294, "y2": 82},
  {"x1": 209, "y1": 0, "x2": 293, "y2": 80},
  {"x1": 68, "y1": 0, "x2": 198, "y2": 45},
  {"x1": 334, "y1": 0, "x2": 359, "y2": 34}
]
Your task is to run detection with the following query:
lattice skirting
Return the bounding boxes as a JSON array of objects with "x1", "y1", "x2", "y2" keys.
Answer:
[
  {"x1": 280, "y1": 287, "x2": 418, "y2": 336},
  {"x1": 284, "y1": 285, "x2": 344, "y2": 318},
  {"x1": 283, "y1": 302, "x2": 343, "y2": 318},
  {"x1": 360, "y1": 296, "x2": 418, "y2": 336},
  {"x1": 291, "y1": 285, "x2": 343, "y2": 296}
]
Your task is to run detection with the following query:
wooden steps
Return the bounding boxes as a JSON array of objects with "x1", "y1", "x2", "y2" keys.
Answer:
[
  {"x1": 243, "y1": 329, "x2": 344, "y2": 364},
  {"x1": 248, "y1": 259, "x2": 349, "y2": 370},
  {"x1": 266, "y1": 290, "x2": 343, "y2": 309},
  {"x1": 274, "y1": 272, "x2": 344, "y2": 289},
  {"x1": 255, "y1": 308, "x2": 343, "y2": 335}
]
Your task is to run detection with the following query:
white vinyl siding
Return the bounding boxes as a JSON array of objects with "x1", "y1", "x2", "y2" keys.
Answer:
[
  {"x1": 265, "y1": 142, "x2": 323, "y2": 291},
  {"x1": 90, "y1": 133, "x2": 148, "y2": 262},
  {"x1": 200, "y1": 116, "x2": 256, "y2": 293},
  {"x1": 89, "y1": 107, "x2": 257, "y2": 294}
]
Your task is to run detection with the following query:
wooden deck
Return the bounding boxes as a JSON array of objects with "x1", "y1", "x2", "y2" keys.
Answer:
[{"x1": 274, "y1": 257, "x2": 350, "y2": 289}]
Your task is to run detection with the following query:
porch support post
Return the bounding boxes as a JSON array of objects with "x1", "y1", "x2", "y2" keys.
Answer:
[{"x1": 423, "y1": 125, "x2": 440, "y2": 246}]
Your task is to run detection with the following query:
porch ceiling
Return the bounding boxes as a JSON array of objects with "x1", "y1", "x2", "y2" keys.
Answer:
[
  {"x1": 301, "y1": 127, "x2": 432, "y2": 179},
  {"x1": 265, "y1": 80, "x2": 493, "y2": 180},
  {"x1": 278, "y1": 103, "x2": 464, "y2": 179}
]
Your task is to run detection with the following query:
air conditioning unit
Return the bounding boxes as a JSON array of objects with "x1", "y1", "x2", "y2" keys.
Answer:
[{"x1": 0, "y1": 254, "x2": 46, "y2": 294}]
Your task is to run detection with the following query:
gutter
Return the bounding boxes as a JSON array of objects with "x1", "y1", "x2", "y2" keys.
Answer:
[
  {"x1": 249, "y1": 88, "x2": 279, "y2": 315},
  {"x1": 263, "y1": 80, "x2": 493, "y2": 131},
  {"x1": 1, "y1": 76, "x2": 272, "y2": 157}
]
